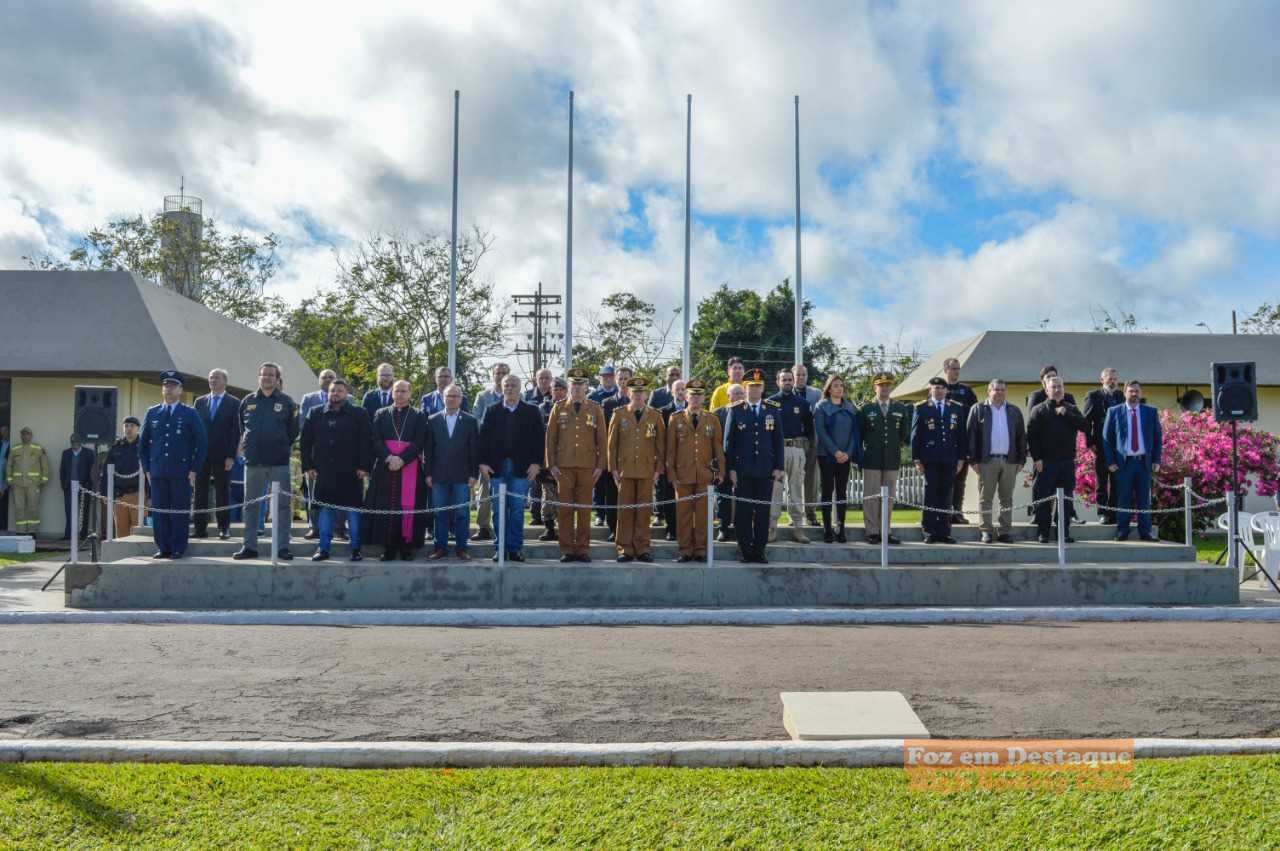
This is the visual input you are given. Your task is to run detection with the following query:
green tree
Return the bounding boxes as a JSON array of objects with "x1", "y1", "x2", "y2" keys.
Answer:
[
  {"x1": 265, "y1": 289, "x2": 395, "y2": 391},
  {"x1": 1240, "y1": 302, "x2": 1280, "y2": 334},
  {"x1": 26, "y1": 214, "x2": 283, "y2": 328},
  {"x1": 571, "y1": 292, "x2": 681, "y2": 381}
]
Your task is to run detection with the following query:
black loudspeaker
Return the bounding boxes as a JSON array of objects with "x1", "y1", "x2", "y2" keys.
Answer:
[
  {"x1": 74, "y1": 385, "x2": 119, "y2": 442},
  {"x1": 1211, "y1": 362, "x2": 1257, "y2": 423}
]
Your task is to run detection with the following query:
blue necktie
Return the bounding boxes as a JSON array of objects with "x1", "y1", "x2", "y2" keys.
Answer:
[{"x1": 210, "y1": 396, "x2": 219, "y2": 420}]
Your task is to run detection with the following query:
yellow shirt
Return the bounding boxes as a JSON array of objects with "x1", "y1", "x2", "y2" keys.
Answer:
[{"x1": 709, "y1": 382, "x2": 735, "y2": 412}]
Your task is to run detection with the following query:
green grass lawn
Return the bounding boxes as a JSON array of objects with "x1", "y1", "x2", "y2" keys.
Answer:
[
  {"x1": 0, "y1": 551, "x2": 67, "y2": 568},
  {"x1": 1, "y1": 757, "x2": 1277, "y2": 849}
]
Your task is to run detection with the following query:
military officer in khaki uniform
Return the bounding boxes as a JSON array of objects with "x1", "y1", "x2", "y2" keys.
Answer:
[
  {"x1": 607, "y1": 376, "x2": 666, "y2": 562},
  {"x1": 665, "y1": 379, "x2": 725, "y2": 562},
  {"x1": 5, "y1": 427, "x2": 49, "y2": 535},
  {"x1": 546, "y1": 367, "x2": 608, "y2": 563}
]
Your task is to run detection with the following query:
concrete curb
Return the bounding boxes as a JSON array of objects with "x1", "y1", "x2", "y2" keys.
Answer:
[
  {"x1": 1, "y1": 606, "x2": 1279, "y2": 626},
  {"x1": 2, "y1": 738, "x2": 1279, "y2": 769}
]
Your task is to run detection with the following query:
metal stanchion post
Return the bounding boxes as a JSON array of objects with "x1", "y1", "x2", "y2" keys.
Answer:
[
  {"x1": 1226, "y1": 488, "x2": 1237, "y2": 578},
  {"x1": 1183, "y1": 477, "x2": 1193, "y2": 549},
  {"x1": 880, "y1": 485, "x2": 889, "y2": 569},
  {"x1": 70, "y1": 481, "x2": 80, "y2": 564},
  {"x1": 139, "y1": 468, "x2": 147, "y2": 531},
  {"x1": 271, "y1": 481, "x2": 281, "y2": 566},
  {"x1": 706, "y1": 485, "x2": 716, "y2": 567},
  {"x1": 1056, "y1": 487, "x2": 1066, "y2": 567},
  {"x1": 106, "y1": 463, "x2": 115, "y2": 542},
  {"x1": 498, "y1": 482, "x2": 507, "y2": 566}
]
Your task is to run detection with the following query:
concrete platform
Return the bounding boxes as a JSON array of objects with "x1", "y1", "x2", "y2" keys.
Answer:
[
  {"x1": 64, "y1": 557, "x2": 1239, "y2": 609},
  {"x1": 0, "y1": 536, "x2": 36, "y2": 554},
  {"x1": 781, "y1": 691, "x2": 930, "y2": 740}
]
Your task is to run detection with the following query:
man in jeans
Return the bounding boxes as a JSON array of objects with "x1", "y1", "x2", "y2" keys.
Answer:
[
  {"x1": 234, "y1": 361, "x2": 299, "y2": 560},
  {"x1": 478, "y1": 374, "x2": 544, "y2": 562},
  {"x1": 470, "y1": 361, "x2": 509, "y2": 542},
  {"x1": 966, "y1": 379, "x2": 1028, "y2": 544},
  {"x1": 425, "y1": 384, "x2": 480, "y2": 560}
]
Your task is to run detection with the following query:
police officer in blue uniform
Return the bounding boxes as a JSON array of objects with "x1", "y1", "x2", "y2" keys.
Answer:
[
  {"x1": 723, "y1": 368, "x2": 784, "y2": 563},
  {"x1": 140, "y1": 370, "x2": 208, "y2": 559},
  {"x1": 911, "y1": 376, "x2": 966, "y2": 544}
]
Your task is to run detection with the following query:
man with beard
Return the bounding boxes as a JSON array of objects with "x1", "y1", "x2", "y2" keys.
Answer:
[
  {"x1": 362, "y1": 363, "x2": 397, "y2": 421},
  {"x1": 367, "y1": 380, "x2": 428, "y2": 561},
  {"x1": 301, "y1": 378, "x2": 372, "y2": 562}
]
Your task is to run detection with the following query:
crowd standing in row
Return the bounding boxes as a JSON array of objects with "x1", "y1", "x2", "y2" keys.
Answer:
[{"x1": 3, "y1": 355, "x2": 1163, "y2": 562}]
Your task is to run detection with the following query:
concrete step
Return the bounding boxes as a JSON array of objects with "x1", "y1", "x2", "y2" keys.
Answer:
[{"x1": 99, "y1": 534, "x2": 1195, "y2": 565}]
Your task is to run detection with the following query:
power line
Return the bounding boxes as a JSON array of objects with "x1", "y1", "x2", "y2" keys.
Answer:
[{"x1": 512, "y1": 281, "x2": 563, "y2": 373}]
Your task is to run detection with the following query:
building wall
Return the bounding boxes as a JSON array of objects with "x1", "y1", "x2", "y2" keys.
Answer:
[{"x1": 7, "y1": 376, "x2": 194, "y2": 536}]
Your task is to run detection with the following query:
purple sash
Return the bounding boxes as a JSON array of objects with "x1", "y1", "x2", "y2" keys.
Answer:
[{"x1": 385, "y1": 439, "x2": 418, "y2": 541}]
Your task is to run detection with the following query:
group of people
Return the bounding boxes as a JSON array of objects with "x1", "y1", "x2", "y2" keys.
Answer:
[{"x1": 2, "y1": 353, "x2": 1164, "y2": 562}]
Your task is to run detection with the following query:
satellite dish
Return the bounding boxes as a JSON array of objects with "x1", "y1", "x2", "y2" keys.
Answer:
[{"x1": 1178, "y1": 389, "x2": 1205, "y2": 413}]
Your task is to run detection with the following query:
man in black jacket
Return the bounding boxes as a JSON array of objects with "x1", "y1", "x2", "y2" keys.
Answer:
[
  {"x1": 301, "y1": 379, "x2": 372, "y2": 562},
  {"x1": 60, "y1": 433, "x2": 94, "y2": 540},
  {"x1": 194, "y1": 368, "x2": 241, "y2": 539},
  {"x1": 1082, "y1": 367, "x2": 1124, "y2": 524},
  {"x1": 234, "y1": 362, "x2": 299, "y2": 561},
  {"x1": 478, "y1": 374, "x2": 544, "y2": 562},
  {"x1": 1027, "y1": 377, "x2": 1086, "y2": 544},
  {"x1": 104, "y1": 416, "x2": 143, "y2": 537}
]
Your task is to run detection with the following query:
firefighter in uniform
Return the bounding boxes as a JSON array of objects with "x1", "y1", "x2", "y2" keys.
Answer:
[
  {"x1": 140, "y1": 370, "x2": 208, "y2": 559},
  {"x1": 857, "y1": 373, "x2": 912, "y2": 545},
  {"x1": 6, "y1": 427, "x2": 49, "y2": 536},
  {"x1": 607, "y1": 375, "x2": 666, "y2": 562},
  {"x1": 911, "y1": 376, "x2": 967, "y2": 544},
  {"x1": 546, "y1": 368, "x2": 608, "y2": 563},
  {"x1": 723, "y1": 368, "x2": 784, "y2": 563},
  {"x1": 665, "y1": 378, "x2": 725, "y2": 562}
]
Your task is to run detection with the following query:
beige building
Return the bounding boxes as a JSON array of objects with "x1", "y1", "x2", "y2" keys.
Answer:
[{"x1": 0, "y1": 270, "x2": 314, "y2": 537}]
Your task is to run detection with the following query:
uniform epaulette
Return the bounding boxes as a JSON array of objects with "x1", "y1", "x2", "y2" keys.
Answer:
[
  {"x1": 915, "y1": 400, "x2": 931, "y2": 408},
  {"x1": 763, "y1": 399, "x2": 781, "y2": 407}
]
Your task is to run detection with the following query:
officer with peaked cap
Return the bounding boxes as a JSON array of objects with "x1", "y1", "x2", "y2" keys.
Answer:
[
  {"x1": 723, "y1": 368, "x2": 784, "y2": 563},
  {"x1": 139, "y1": 370, "x2": 208, "y2": 559}
]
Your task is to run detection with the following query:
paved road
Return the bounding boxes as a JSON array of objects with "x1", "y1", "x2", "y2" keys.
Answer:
[{"x1": 2, "y1": 622, "x2": 1277, "y2": 741}]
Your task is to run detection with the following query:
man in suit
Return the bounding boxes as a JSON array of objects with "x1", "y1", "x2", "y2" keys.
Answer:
[
  {"x1": 299, "y1": 369, "x2": 337, "y2": 540},
  {"x1": 546, "y1": 368, "x2": 608, "y2": 562},
  {"x1": 649, "y1": 365, "x2": 682, "y2": 410},
  {"x1": 425, "y1": 383, "x2": 480, "y2": 560},
  {"x1": 140, "y1": 370, "x2": 208, "y2": 559},
  {"x1": 421, "y1": 365, "x2": 471, "y2": 416},
  {"x1": 1103, "y1": 379, "x2": 1163, "y2": 541},
  {"x1": 911, "y1": 377, "x2": 966, "y2": 544},
  {"x1": 724, "y1": 368, "x2": 784, "y2": 563},
  {"x1": 1083, "y1": 367, "x2": 1124, "y2": 524},
  {"x1": 362, "y1": 362, "x2": 396, "y2": 421},
  {"x1": 300, "y1": 378, "x2": 372, "y2": 562},
  {"x1": 714, "y1": 382, "x2": 745, "y2": 541},
  {"x1": 666, "y1": 378, "x2": 724, "y2": 562},
  {"x1": 942, "y1": 357, "x2": 980, "y2": 525},
  {"x1": 1027, "y1": 376, "x2": 1086, "y2": 544},
  {"x1": 194, "y1": 367, "x2": 241, "y2": 540},
  {"x1": 478, "y1": 373, "x2": 544, "y2": 562},
  {"x1": 59, "y1": 432, "x2": 95, "y2": 541},
  {"x1": 470, "y1": 361, "x2": 509, "y2": 542},
  {"x1": 966, "y1": 379, "x2": 1028, "y2": 544},
  {"x1": 654, "y1": 378, "x2": 687, "y2": 541}
]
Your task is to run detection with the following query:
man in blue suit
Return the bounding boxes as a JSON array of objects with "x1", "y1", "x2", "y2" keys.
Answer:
[
  {"x1": 911, "y1": 377, "x2": 967, "y2": 544},
  {"x1": 1103, "y1": 379, "x2": 1162, "y2": 541},
  {"x1": 421, "y1": 366, "x2": 472, "y2": 416},
  {"x1": 724, "y1": 368, "x2": 784, "y2": 563},
  {"x1": 140, "y1": 370, "x2": 208, "y2": 559},
  {"x1": 362, "y1": 363, "x2": 396, "y2": 421}
]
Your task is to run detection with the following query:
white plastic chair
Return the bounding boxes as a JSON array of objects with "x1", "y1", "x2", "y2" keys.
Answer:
[
  {"x1": 1217, "y1": 511, "x2": 1257, "y2": 580},
  {"x1": 1249, "y1": 512, "x2": 1280, "y2": 584}
]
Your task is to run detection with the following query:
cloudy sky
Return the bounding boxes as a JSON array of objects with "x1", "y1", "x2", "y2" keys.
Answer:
[{"x1": 3, "y1": 0, "x2": 1278, "y2": 362}]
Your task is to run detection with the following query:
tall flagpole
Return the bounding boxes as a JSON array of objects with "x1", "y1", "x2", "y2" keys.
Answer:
[
  {"x1": 448, "y1": 89, "x2": 459, "y2": 375},
  {"x1": 793, "y1": 94, "x2": 803, "y2": 368},
  {"x1": 682, "y1": 93, "x2": 692, "y2": 377},
  {"x1": 563, "y1": 90, "x2": 575, "y2": 370}
]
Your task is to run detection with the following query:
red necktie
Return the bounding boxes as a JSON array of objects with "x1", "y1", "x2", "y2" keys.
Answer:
[{"x1": 1130, "y1": 408, "x2": 1139, "y2": 452}]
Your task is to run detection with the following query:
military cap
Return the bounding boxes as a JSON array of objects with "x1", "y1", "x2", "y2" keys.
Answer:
[
  {"x1": 626, "y1": 376, "x2": 649, "y2": 391},
  {"x1": 567, "y1": 367, "x2": 590, "y2": 384},
  {"x1": 123, "y1": 416, "x2": 141, "y2": 426},
  {"x1": 872, "y1": 372, "x2": 895, "y2": 387},
  {"x1": 743, "y1": 368, "x2": 765, "y2": 386},
  {"x1": 927, "y1": 376, "x2": 947, "y2": 387},
  {"x1": 160, "y1": 369, "x2": 183, "y2": 385},
  {"x1": 686, "y1": 378, "x2": 707, "y2": 394}
]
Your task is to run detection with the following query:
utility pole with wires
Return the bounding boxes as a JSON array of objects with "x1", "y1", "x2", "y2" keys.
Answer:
[{"x1": 513, "y1": 281, "x2": 564, "y2": 376}]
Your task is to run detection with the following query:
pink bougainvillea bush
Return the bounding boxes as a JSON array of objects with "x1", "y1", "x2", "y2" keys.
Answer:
[{"x1": 1074, "y1": 411, "x2": 1280, "y2": 537}]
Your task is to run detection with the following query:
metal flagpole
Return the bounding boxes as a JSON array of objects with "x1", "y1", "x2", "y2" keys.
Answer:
[
  {"x1": 564, "y1": 90, "x2": 575, "y2": 369},
  {"x1": 448, "y1": 89, "x2": 460, "y2": 375},
  {"x1": 793, "y1": 94, "x2": 803, "y2": 368},
  {"x1": 682, "y1": 93, "x2": 692, "y2": 377}
]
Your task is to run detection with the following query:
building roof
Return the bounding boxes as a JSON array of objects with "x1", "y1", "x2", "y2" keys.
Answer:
[
  {"x1": 893, "y1": 330, "x2": 1280, "y2": 398},
  {"x1": 0, "y1": 270, "x2": 314, "y2": 395}
]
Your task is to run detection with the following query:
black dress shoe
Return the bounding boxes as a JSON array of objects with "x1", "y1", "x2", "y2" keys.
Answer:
[
  {"x1": 996, "y1": 534, "x2": 1013, "y2": 543},
  {"x1": 491, "y1": 552, "x2": 501, "y2": 562},
  {"x1": 277, "y1": 549, "x2": 294, "y2": 561},
  {"x1": 952, "y1": 516, "x2": 970, "y2": 525},
  {"x1": 738, "y1": 549, "x2": 753, "y2": 562},
  {"x1": 716, "y1": 530, "x2": 734, "y2": 542},
  {"x1": 538, "y1": 528, "x2": 557, "y2": 541},
  {"x1": 400, "y1": 550, "x2": 413, "y2": 561},
  {"x1": 866, "y1": 534, "x2": 881, "y2": 545},
  {"x1": 578, "y1": 554, "x2": 592, "y2": 563},
  {"x1": 922, "y1": 534, "x2": 937, "y2": 544},
  {"x1": 1115, "y1": 532, "x2": 1131, "y2": 541},
  {"x1": 152, "y1": 551, "x2": 170, "y2": 559},
  {"x1": 193, "y1": 531, "x2": 208, "y2": 539},
  {"x1": 1037, "y1": 534, "x2": 1051, "y2": 544},
  {"x1": 218, "y1": 530, "x2": 230, "y2": 540},
  {"x1": 312, "y1": 551, "x2": 329, "y2": 562},
  {"x1": 606, "y1": 532, "x2": 616, "y2": 543},
  {"x1": 756, "y1": 552, "x2": 769, "y2": 564},
  {"x1": 232, "y1": 548, "x2": 258, "y2": 560},
  {"x1": 887, "y1": 535, "x2": 903, "y2": 545},
  {"x1": 381, "y1": 550, "x2": 397, "y2": 562},
  {"x1": 169, "y1": 551, "x2": 184, "y2": 560},
  {"x1": 676, "y1": 555, "x2": 693, "y2": 563},
  {"x1": 939, "y1": 536, "x2": 956, "y2": 544},
  {"x1": 1139, "y1": 534, "x2": 1155, "y2": 542},
  {"x1": 616, "y1": 554, "x2": 634, "y2": 563},
  {"x1": 560, "y1": 554, "x2": 577, "y2": 563},
  {"x1": 637, "y1": 553, "x2": 654, "y2": 563},
  {"x1": 664, "y1": 531, "x2": 676, "y2": 541},
  {"x1": 1064, "y1": 536, "x2": 1076, "y2": 544},
  {"x1": 509, "y1": 551, "x2": 525, "y2": 562},
  {"x1": 823, "y1": 530, "x2": 835, "y2": 544},
  {"x1": 835, "y1": 530, "x2": 847, "y2": 544},
  {"x1": 470, "y1": 529, "x2": 493, "y2": 541},
  {"x1": 350, "y1": 550, "x2": 363, "y2": 562}
]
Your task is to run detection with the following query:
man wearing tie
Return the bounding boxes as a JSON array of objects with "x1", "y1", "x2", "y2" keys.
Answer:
[
  {"x1": 59, "y1": 433, "x2": 95, "y2": 541},
  {"x1": 362, "y1": 363, "x2": 397, "y2": 421},
  {"x1": 1083, "y1": 367, "x2": 1124, "y2": 524},
  {"x1": 194, "y1": 368, "x2": 241, "y2": 540},
  {"x1": 424, "y1": 384, "x2": 480, "y2": 560},
  {"x1": 723, "y1": 368, "x2": 784, "y2": 563},
  {"x1": 1103, "y1": 379, "x2": 1163, "y2": 541},
  {"x1": 299, "y1": 369, "x2": 337, "y2": 541},
  {"x1": 911, "y1": 377, "x2": 966, "y2": 544},
  {"x1": 140, "y1": 370, "x2": 208, "y2": 559}
]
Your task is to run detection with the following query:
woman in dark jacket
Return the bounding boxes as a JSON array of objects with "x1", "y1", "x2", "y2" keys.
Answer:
[{"x1": 813, "y1": 374, "x2": 861, "y2": 542}]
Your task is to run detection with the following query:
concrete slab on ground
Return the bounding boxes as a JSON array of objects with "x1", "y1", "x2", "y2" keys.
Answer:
[
  {"x1": 782, "y1": 691, "x2": 930, "y2": 740},
  {"x1": 0, "y1": 536, "x2": 35, "y2": 554}
]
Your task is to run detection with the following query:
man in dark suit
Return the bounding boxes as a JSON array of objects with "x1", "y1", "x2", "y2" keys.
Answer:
[
  {"x1": 1103, "y1": 379, "x2": 1163, "y2": 541},
  {"x1": 723, "y1": 369, "x2": 784, "y2": 563},
  {"x1": 194, "y1": 367, "x2": 241, "y2": 539},
  {"x1": 648, "y1": 365, "x2": 682, "y2": 410},
  {"x1": 425, "y1": 383, "x2": 480, "y2": 560},
  {"x1": 478, "y1": 374, "x2": 544, "y2": 562},
  {"x1": 362, "y1": 362, "x2": 396, "y2": 422},
  {"x1": 421, "y1": 365, "x2": 472, "y2": 416},
  {"x1": 59, "y1": 432, "x2": 95, "y2": 540},
  {"x1": 1083, "y1": 367, "x2": 1124, "y2": 524},
  {"x1": 911, "y1": 377, "x2": 967, "y2": 544},
  {"x1": 299, "y1": 369, "x2": 337, "y2": 540},
  {"x1": 140, "y1": 370, "x2": 208, "y2": 559}
]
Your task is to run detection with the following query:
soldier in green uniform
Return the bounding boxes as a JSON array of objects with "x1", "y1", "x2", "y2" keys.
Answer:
[{"x1": 857, "y1": 373, "x2": 912, "y2": 545}]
